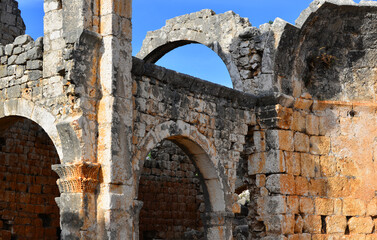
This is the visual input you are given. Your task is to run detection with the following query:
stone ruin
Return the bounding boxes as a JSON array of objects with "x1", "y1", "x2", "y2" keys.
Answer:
[{"x1": 0, "y1": 0, "x2": 377, "y2": 239}]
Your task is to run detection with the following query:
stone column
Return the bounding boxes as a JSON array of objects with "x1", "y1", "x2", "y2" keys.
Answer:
[
  {"x1": 95, "y1": 0, "x2": 134, "y2": 238},
  {"x1": 52, "y1": 162, "x2": 101, "y2": 240}
]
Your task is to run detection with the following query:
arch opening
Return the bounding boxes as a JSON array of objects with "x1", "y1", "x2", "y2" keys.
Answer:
[
  {"x1": 0, "y1": 116, "x2": 61, "y2": 239},
  {"x1": 135, "y1": 122, "x2": 230, "y2": 240},
  {"x1": 151, "y1": 42, "x2": 233, "y2": 88},
  {"x1": 138, "y1": 139, "x2": 205, "y2": 240}
]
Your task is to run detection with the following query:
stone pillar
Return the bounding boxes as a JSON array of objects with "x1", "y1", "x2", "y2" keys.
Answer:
[
  {"x1": 95, "y1": 0, "x2": 134, "y2": 238},
  {"x1": 52, "y1": 162, "x2": 101, "y2": 240}
]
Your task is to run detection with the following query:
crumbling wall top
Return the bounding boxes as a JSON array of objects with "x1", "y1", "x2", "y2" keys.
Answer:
[{"x1": 0, "y1": 0, "x2": 26, "y2": 45}]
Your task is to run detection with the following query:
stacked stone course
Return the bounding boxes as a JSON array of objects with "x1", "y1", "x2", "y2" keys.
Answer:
[
  {"x1": 0, "y1": 0, "x2": 377, "y2": 239},
  {"x1": 0, "y1": 0, "x2": 25, "y2": 45},
  {"x1": 0, "y1": 118, "x2": 60, "y2": 240},
  {"x1": 0, "y1": 35, "x2": 44, "y2": 102},
  {"x1": 248, "y1": 93, "x2": 377, "y2": 239}
]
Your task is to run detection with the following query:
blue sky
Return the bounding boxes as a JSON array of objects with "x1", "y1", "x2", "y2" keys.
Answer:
[{"x1": 18, "y1": 0, "x2": 366, "y2": 87}]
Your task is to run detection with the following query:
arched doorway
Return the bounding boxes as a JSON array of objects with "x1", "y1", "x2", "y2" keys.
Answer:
[
  {"x1": 134, "y1": 121, "x2": 232, "y2": 240},
  {"x1": 138, "y1": 139, "x2": 204, "y2": 239},
  {"x1": 0, "y1": 116, "x2": 61, "y2": 239}
]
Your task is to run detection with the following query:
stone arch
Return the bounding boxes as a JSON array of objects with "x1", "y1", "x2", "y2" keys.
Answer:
[
  {"x1": 134, "y1": 120, "x2": 232, "y2": 239},
  {"x1": 136, "y1": 9, "x2": 252, "y2": 91},
  {"x1": 0, "y1": 99, "x2": 81, "y2": 163}
]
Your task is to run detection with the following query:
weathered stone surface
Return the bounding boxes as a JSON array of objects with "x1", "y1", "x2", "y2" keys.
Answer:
[{"x1": 1, "y1": 1, "x2": 377, "y2": 239}]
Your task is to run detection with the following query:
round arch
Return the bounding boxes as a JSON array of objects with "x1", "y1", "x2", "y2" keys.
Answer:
[
  {"x1": 136, "y1": 9, "x2": 252, "y2": 91},
  {"x1": 0, "y1": 99, "x2": 81, "y2": 163},
  {"x1": 134, "y1": 120, "x2": 232, "y2": 239}
]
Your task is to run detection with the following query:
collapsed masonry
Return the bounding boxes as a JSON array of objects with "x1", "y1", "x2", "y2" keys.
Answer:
[{"x1": 0, "y1": 0, "x2": 377, "y2": 239}]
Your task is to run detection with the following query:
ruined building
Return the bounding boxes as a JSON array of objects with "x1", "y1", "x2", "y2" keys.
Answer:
[{"x1": 0, "y1": 0, "x2": 377, "y2": 239}]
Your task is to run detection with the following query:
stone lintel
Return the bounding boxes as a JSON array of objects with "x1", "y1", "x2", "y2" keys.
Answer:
[{"x1": 52, "y1": 162, "x2": 101, "y2": 193}]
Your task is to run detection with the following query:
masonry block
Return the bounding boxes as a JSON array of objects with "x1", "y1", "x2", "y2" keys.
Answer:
[
  {"x1": 284, "y1": 151, "x2": 301, "y2": 175},
  {"x1": 348, "y1": 217, "x2": 373, "y2": 234},
  {"x1": 301, "y1": 153, "x2": 316, "y2": 178},
  {"x1": 266, "y1": 174, "x2": 295, "y2": 194},
  {"x1": 314, "y1": 197, "x2": 334, "y2": 215},
  {"x1": 310, "y1": 136, "x2": 331, "y2": 155},
  {"x1": 287, "y1": 196, "x2": 299, "y2": 214},
  {"x1": 326, "y1": 216, "x2": 347, "y2": 234},
  {"x1": 266, "y1": 129, "x2": 294, "y2": 151},
  {"x1": 309, "y1": 179, "x2": 326, "y2": 196},
  {"x1": 294, "y1": 132, "x2": 310, "y2": 153},
  {"x1": 295, "y1": 176, "x2": 309, "y2": 196},
  {"x1": 343, "y1": 198, "x2": 366, "y2": 216},
  {"x1": 292, "y1": 111, "x2": 306, "y2": 132},
  {"x1": 306, "y1": 114, "x2": 319, "y2": 135},
  {"x1": 303, "y1": 215, "x2": 322, "y2": 234},
  {"x1": 299, "y1": 197, "x2": 314, "y2": 214}
]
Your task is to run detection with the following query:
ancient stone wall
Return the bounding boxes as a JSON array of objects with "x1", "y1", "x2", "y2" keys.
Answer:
[
  {"x1": 247, "y1": 93, "x2": 377, "y2": 239},
  {"x1": 132, "y1": 57, "x2": 255, "y2": 192},
  {"x1": 132, "y1": 57, "x2": 257, "y2": 239},
  {"x1": 0, "y1": 0, "x2": 376, "y2": 239},
  {"x1": 0, "y1": 118, "x2": 60, "y2": 240},
  {"x1": 138, "y1": 140, "x2": 204, "y2": 239},
  {"x1": 0, "y1": 35, "x2": 43, "y2": 100},
  {"x1": 0, "y1": 0, "x2": 25, "y2": 45}
]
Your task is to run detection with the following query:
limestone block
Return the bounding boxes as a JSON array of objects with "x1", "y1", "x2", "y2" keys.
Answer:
[
  {"x1": 306, "y1": 114, "x2": 319, "y2": 135},
  {"x1": 264, "y1": 214, "x2": 294, "y2": 234},
  {"x1": 248, "y1": 150, "x2": 286, "y2": 175},
  {"x1": 303, "y1": 215, "x2": 321, "y2": 234},
  {"x1": 256, "y1": 174, "x2": 266, "y2": 187},
  {"x1": 301, "y1": 153, "x2": 315, "y2": 178},
  {"x1": 343, "y1": 198, "x2": 366, "y2": 216},
  {"x1": 276, "y1": 105, "x2": 293, "y2": 130},
  {"x1": 13, "y1": 35, "x2": 32, "y2": 46},
  {"x1": 299, "y1": 197, "x2": 314, "y2": 214},
  {"x1": 266, "y1": 174, "x2": 295, "y2": 194},
  {"x1": 314, "y1": 197, "x2": 334, "y2": 215},
  {"x1": 253, "y1": 130, "x2": 266, "y2": 152},
  {"x1": 285, "y1": 151, "x2": 301, "y2": 175},
  {"x1": 294, "y1": 98, "x2": 313, "y2": 110},
  {"x1": 295, "y1": 176, "x2": 309, "y2": 196},
  {"x1": 348, "y1": 217, "x2": 373, "y2": 234},
  {"x1": 292, "y1": 111, "x2": 307, "y2": 132},
  {"x1": 4, "y1": 44, "x2": 14, "y2": 55},
  {"x1": 367, "y1": 198, "x2": 377, "y2": 216},
  {"x1": 266, "y1": 129, "x2": 294, "y2": 151},
  {"x1": 327, "y1": 176, "x2": 349, "y2": 198},
  {"x1": 282, "y1": 215, "x2": 295, "y2": 235},
  {"x1": 309, "y1": 179, "x2": 326, "y2": 196},
  {"x1": 336, "y1": 158, "x2": 359, "y2": 177},
  {"x1": 294, "y1": 132, "x2": 309, "y2": 152},
  {"x1": 258, "y1": 195, "x2": 287, "y2": 215},
  {"x1": 320, "y1": 155, "x2": 337, "y2": 177},
  {"x1": 287, "y1": 196, "x2": 299, "y2": 214},
  {"x1": 326, "y1": 216, "x2": 347, "y2": 234},
  {"x1": 310, "y1": 136, "x2": 330, "y2": 155}
]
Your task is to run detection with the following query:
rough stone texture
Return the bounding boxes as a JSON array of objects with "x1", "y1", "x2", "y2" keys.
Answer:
[
  {"x1": 0, "y1": 118, "x2": 60, "y2": 240},
  {"x1": 1, "y1": 0, "x2": 377, "y2": 239},
  {"x1": 0, "y1": 0, "x2": 25, "y2": 45},
  {"x1": 138, "y1": 140, "x2": 204, "y2": 239}
]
